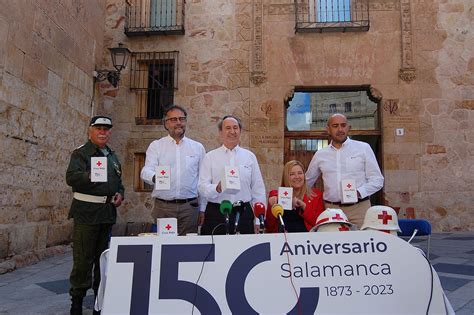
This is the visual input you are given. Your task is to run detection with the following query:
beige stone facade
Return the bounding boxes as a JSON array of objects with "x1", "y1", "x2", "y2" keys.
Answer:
[
  {"x1": 0, "y1": 0, "x2": 106, "y2": 266},
  {"x1": 0, "y1": 0, "x2": 473, "y2": 264}
]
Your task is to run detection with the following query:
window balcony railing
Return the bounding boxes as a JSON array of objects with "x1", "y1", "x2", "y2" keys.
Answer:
[
  {"x1": 295, "y1": 0, "x2": 369, "y2": 33},
  {"x1": 125, "y1": 0, "x2": 185, "y2": 36}
]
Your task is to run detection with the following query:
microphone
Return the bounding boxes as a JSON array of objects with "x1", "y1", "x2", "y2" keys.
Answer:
[
  {"x1": 219, "y1": 200, "x2": 233, "y2": 235},
  {"x1": 253, "y1": 202, "x2": 266, "y2": 234},
  {"x1": 233, "y1": 200, "x2": 244, "y2": 234},
  {"x1": 271, "y1": 204, "x2": 285, "y2": 232}
]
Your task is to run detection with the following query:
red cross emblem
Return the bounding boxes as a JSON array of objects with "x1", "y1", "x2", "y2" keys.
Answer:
[
  {"x1": 332, "y1": 213, "x2": 343, "y2": 220},
  {"x1": 160, "y1": 170, "x2": 166, "y2": 175},
  {"x1": 165, "y1": 224, "x2": 172, "y2": 231},
  {"x1": 96, "y1": 161, "x2": 102, "y2": 167},
  {"x1": 338, "y1": 224, "x2": 350, "y2": 231},
  {"x1": 283, "y1": 191, "x2": 288, "y2": 196},
  {"x1": 346, "y1": 183, "x2": 352, "y2": 189},
  {"x1": 230, "y1": 169, "x2": 235, "y2": 175},
  {"x1": 378, "y1": 210, "x2": 392, "y2": 225}
]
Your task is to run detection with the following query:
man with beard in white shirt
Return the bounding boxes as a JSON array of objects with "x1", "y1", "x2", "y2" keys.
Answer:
[
  {"x1": 141, "y1": 105, "x2": 206, "y2": 235},
  {"x1": 306, "y1": 113, "x2": 384, "y2": 228},
  {"x1": 198, "y1": 115, "x2": 266, "y2": 235}
]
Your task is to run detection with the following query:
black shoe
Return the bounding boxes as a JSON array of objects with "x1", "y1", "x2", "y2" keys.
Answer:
[
  {"x1": 70, "y1": 296, "x2": 83, "y2": 315},
  {"x1": 92, "y1": 310, "x2": 101, "y2": 315}
]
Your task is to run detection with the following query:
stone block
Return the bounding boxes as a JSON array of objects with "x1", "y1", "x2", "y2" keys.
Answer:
[
  {"x1": 0, "y1": 17, "x2": 8, "y2": 68},
  {"x1": 0, "y1": 259, "x2": 15, "y2": 274},
  {"x1": 4, "y1": 43, "x2": 24, "y2": 78},
  {"x1": 426, "y1": 144, "x2": 446, "y2": 154},
  {"x1": 26, "y1": 207, "x2": 51, "y2": 223},
  {"x1": 384, "y1": 170, "x2": 419, "y2": 192},
  {"x1": 0, "y1": 207, "x2": 26, "y2": 224},
  {"x1": 47, "y1": 222, "x2": 72, "y2": 247},
  {"x1": 22, "y1": 55, "x2": 48, "y2": 91},
  {"x1": 0, "y1": 226, "x2": 9, "y2": 258},
  {"x1": 9, "y1": 223, "x2": 47, "y2": 255}
]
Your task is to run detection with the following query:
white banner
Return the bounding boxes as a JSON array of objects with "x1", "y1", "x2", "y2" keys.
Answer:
[{"x1": 103, "y1": 232, "x2": 450, "y2": 314}]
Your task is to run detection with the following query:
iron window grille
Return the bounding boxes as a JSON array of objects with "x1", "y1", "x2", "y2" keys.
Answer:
[
  {"x1": 125, "y1": 0, "x2": 185, "y2": 36},
  {"x1": 295, "y1": 0, "x2": 369, "y2": 32},
  {"x1": 130, "y1": 51, "x2": 179, "y2": 124}
]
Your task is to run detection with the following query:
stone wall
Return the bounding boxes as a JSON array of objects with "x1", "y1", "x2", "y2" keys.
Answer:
[
  {"x1": 0, "y1": 0, "x2": 106, "y2": 264},
  {"x1": 99, "y1": 0, "x2": 473, "y2": 231}
]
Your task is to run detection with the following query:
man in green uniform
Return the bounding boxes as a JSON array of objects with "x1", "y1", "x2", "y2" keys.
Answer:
[{"x1": 66, "y1": 115, "x2": 124, "y2": 315}]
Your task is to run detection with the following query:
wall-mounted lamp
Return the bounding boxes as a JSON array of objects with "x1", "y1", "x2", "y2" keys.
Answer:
[{"x1": 93, "y1": 43, "x2": 131, "y2": 88}]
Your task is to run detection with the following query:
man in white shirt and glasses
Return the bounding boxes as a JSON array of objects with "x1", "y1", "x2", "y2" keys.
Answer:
[
  {"x1": 306, "y1": 113, "x2": 384, "y2": 227},
  {"x1": 198, "y1": 115, "x2": 266, "y2": 235},
  {"x1": 141, "y1": 105, "x2": 206, "y2": 235}
]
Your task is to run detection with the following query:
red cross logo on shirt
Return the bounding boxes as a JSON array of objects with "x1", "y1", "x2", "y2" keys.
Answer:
[
  {"x1": 230, "y1": 169, "x2": 235, "y2": 175},
  {"x1": 283, "y1": 191, "x2": 288, "y2": 196},
  {"x1": 165, "y1": 224, "x2": 172, "y2": 231},
  {"x1": 346, "y1": 183, "x2": 352, "y2": 189},
  {"x1": 160, "y1": 170, "x2": 166, "y2": 175},
  {"x1": 332, "y1": 213, "x2": 343, "y2": 221},
  {"x1": 338, "y1": 224, "x2": 350, "y2": 231},
  {"x1": 378, "y1": 211, "x2": 392, "y2": 225},
  {"x1": 96, "y1": 161, "x2": 102, "y2": 167}
]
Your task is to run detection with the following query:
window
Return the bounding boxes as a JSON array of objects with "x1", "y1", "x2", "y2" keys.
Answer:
[
  {"x1": 313, "y1": 0, "x2": 351, "y2": 22},
  {"x1": 130, "y1": 51, "x2": 179, "y2": 124},
  {"x1": 286, "y1": 89, "x2": 378, "y2": 131},
  {"x1": 134, "y1": 153, "x2": 154, "y2": 192},
  {"x1": 150, "y1": 0, "x2": 177, "y2": 27},
  {"x1": 125, "y1": 0, "x2": 185, "y2": 36},
  {"x1": 344, "y1": 101, "x2": 352, "y2": 113},
  {"x1": 295, "y1": 0, "x2": 369, "y2": 32}
]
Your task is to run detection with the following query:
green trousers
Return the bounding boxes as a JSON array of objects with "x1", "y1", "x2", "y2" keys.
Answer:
[{"x1": 69, "y1": 223, "x2": 112, "y2": 298}]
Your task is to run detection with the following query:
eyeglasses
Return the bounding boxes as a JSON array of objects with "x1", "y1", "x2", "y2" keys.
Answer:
[{"x1": 165, "y1": 116, "x2": 187, "y2": 123}]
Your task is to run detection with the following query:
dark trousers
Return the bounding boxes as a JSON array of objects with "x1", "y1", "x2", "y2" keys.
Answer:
[
  {"x1": 153, "y1": 199, "x2": 199, "y2": 236},
  {"x1": 69, "y1": 223, "x2": 112, "y2": 298},
  {"x1": 201, "y1": 202, "x2": 255, "y2": 235},
  {"x1": 282, "y1": 210, "x2": 307, "y2": 233}
]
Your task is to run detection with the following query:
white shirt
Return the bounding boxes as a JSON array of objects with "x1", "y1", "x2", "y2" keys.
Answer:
[
  {"x1": 306, "y1": 138, "x2": 384, "y2": 203},
  {"x1": 140, "y1": 135, "x2": 206, "y2": 209},
  {"x1": 198, "y1": 145, "x2": 266, "y2": 209}
]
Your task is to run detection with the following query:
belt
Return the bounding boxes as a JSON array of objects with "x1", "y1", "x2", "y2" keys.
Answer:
[
  {"x1": 73, "y1": 192, "x2": 114, "y2": 204},
  {"x1": 324, "y1": 196, "x2": 369, "y2": 206},
  {"x1": 156, "y1": 197, "x2": 197, "y2": 204}
]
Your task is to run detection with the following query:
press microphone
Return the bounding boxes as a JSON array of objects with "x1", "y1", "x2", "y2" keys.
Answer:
[
  {"x1": 271, "y1": 204, "x2": 285, "y2": 232},
  {"x1": 253, "y1": 202, "x2": 266, "y2": 234},
  {"x1": 233, "y1": 200, "x2": 244, "y2": 234},
  {"x1": 219, "y1": 200, "x2": 233, "y2": 235}
]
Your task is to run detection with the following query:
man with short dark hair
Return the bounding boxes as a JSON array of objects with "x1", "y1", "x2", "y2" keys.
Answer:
[
  {"x1": 198, "y1": 115, "x2": 266, "y2": 235},
  {"x1": 66, "y1": 115, "x2": 124, "y2": 315},
  {"x1": 306, "y1": 113, "x2": 384, "y2": 227},
  {"x1": 141, "y1": 105, "x2": 206, "y2": 235}
]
